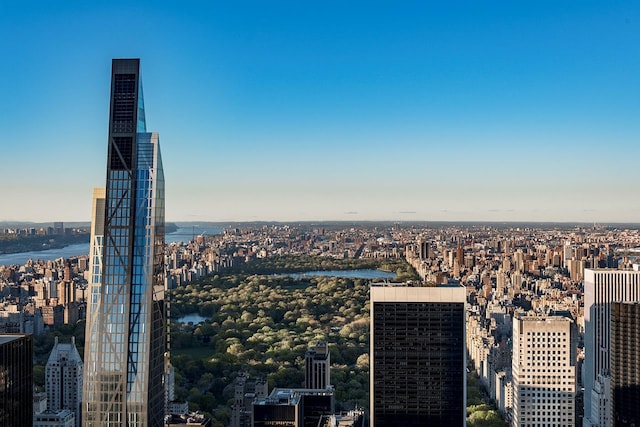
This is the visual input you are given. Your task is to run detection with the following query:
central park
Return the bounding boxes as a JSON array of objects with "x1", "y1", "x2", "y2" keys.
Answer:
[{"x1": 33, "y1": 254, "x2": 506, "y2": 427}]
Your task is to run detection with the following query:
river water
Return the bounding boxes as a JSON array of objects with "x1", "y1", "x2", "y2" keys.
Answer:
[
  {"x1": 0, "y1": 243, "x2": 91, "y2": 266},
  {"x1": 0, "y1": 225, "x2": 222, "y2": 266},
  {"x1": 165, "y1": 226, "x2": 223, "y2": 245},
  {"x1": 288, "y1": 269, "x2": 396, "y2": 280}
]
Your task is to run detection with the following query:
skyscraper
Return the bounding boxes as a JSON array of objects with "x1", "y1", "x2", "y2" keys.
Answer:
[
  {"x1": 583, "y1": 268, "x2": 640, "y2": 427},
  {"x1": 304, "y1": 342, "x2": 330, "y2": 390},
  {"x1": 229, "y1": 372, "x2": 268, "y2": 427},
  {"x1": 0, "y1": 334, "x2": 33, "y2": 426},
  {"x1": 253, "y1": 388, "x2": 335, "y2": 427},
  {"x1": 610, "y1": 302, "x2": 640, "y2": 426},
  {"x1": 82, "y1": 58, "x2": 167, "y2": 427},
  {"x1": 46, "y1": 336, "x2": 83, "y2": 427},
  {"x1": 370, "y1": 283, "x2": 466, "y2": 427},
  {"x1": 511, "y1": 315, "x2": 577, "y2": 427}
]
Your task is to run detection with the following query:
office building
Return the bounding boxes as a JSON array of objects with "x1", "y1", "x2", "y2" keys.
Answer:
[
  {"x1": 318, "y1": 410, "x2": 365, "y2": 427},
  {"x1": 370, "y1": 283, "x2": 466, "y2": 427},
  {"x1": 583, "y1": 268, "x2": 640, "y2": 427},
  {"x1": 610, "y1": 302, "x2": 640, "y2": 426},
  {"x1": 229, "y1": 372, "x2": 268, "y2": 427},
  {"x1": 42, "y1": 303, "x2": 65, "y2": 328},
  {"x1": 34, "y1": 391, "x2": 48, "y2": 414},
  {"x1": 0, "y1": 334, "x2": 33, "y2": 426},
  {"x1": 34, "y1": 409, "x2": 75, "y2": 427},
  {"x1": 82, "y1": 58, "x2": 167, "y2": 426},
  {"x1": 512, "y1": 315, "x2": 577, "y2": 426},
  {"x1": 418, "y1": 239, "x2": 432, "y2": 260},
  {"x1": 253, "y1": 388, "x2": 334, "y2": 427},
  {"x1": 54, "y1": 222, "x2": 65, "y2": 235},
  {"x1": 164, "y1": 413, "x2": 212, "y2": 427},
  {"x1": 305, "y1": 342, "x2": 330, "y2": 390},
  {"x1": 46, "y1": 336, "x2": 83, "y2": 427}
]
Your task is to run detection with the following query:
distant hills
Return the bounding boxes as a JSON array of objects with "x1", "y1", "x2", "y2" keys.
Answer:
[
  {"x1": 0, "y1": 221, "x2": 90, "y2": 229},
  {"x1": 2, "y1": 220, "x2": 640, "y2": 231},
  {"x1": 174, "y1": 220, "x2": 640, "y2": 230},
  {"x1": 0, "y1": 221, "x2": 179, "y2": 231}
]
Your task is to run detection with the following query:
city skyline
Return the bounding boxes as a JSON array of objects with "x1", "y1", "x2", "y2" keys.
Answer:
[{"x1": 1, "y1": 1, "x2": 639, "y2": 223}]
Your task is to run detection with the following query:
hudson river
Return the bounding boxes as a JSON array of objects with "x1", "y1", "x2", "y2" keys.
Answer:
[{"x1": 0, "y1": 226, "x2": 222, "y2": 266}]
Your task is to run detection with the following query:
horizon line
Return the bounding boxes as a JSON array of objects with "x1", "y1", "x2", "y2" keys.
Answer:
[{"x1": 2, "y1": 219, "x2": 640, "y2": 226}]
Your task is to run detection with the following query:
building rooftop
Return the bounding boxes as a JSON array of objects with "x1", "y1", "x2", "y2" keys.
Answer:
[
  {"x1": 585, "y1": 265, "x2": 640, "y2": 272},
  {"x1": 47, "y1": 336, "x2": 82, "y2": 365},
  {"x1": 254, "y1": 387, "x2": 334, "y2": 406},
  {"x1": 0, "y1": 334, "x2": 27, "y2": 345},
  {"x1": 516, "y1": 314, "x2": 573, "y2": 323},
  {"x1": 370, "y1": 281, "x2": 463, "y2": 288}
]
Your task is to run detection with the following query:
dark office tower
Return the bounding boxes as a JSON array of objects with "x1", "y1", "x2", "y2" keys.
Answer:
[
  {"x1": 370, "y1": 283, "x2": 466, "y2": 427},
  {"x1": 611, "y1": 302, "x2": 640, "y2": 426},
  {"x1": 305, "y1": 342, "x2": 330, "y2": 389},
  {"x1": 583, "y1": 268, "x2": 640, "y2": 427},
  {"x1": 83, "y1": 59, "x2": 167, "y2": 427},
  {"x1": 0, "y1": 334, "x2": 33, "y2": 426},
  {"x1": 418, "y1": 239, "x2": 430, "y2": 260}
]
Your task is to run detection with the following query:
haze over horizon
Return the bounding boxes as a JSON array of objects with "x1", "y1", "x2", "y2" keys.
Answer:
[{"x1": 1, "y1": 1, "x2": 639, "y2": 223}]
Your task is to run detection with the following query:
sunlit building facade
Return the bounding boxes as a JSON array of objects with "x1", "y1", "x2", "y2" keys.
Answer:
[
  {"x1": 512, "y1": 315, "x2": 577, "y2": 427},
  {"x1": 82, "y1": 58, "x2": 167, "y2": 426}
]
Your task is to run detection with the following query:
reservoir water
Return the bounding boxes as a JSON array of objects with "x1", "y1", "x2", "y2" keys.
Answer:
[
  {"x1": 289, "y1": 269, "x2": 396, "y2": 280},
  {"x1": 0, "y1": 225, "x2": 222, "y2": 266},
  {"x1": 176, "y1": 313, "x2": 209, "y2": 324}
]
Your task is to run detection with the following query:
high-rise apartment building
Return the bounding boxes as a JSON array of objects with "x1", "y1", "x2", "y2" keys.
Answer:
[
  {"x1": 370, "y1": 283, "x2": 466, "y2": 427},
  {"x1": 610, "y1": 302, "x2": 640, "y2": 426},
  {"x1": 418, "y1": 239, "x2": 432, "y2": 260},
  {"x1": 82, "y1": 58, "x2": 167, "y2": 426},
  {"x1": 305, "y1": 342, "x2": 330, "y2": 390},
  {"x1": 46, "y1": 336, "x2": 83, "y2": 427},
  {"x1": 229, "y1": 372, "x2": 268, "y2": 427},
  {"x1": 0, "y1": 334, "x2": 33, "y2": 426},
  {"x1": 583, "y1": 268, "x2": 640, "y2": 427},
  {"x1": 512, "y1": 315, "x2": 577, "y2": 426}
]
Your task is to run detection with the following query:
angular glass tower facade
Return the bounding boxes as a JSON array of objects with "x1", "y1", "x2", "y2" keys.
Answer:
[{"x1": 83, "y1": 58, "x2": 166, "y2": 427}]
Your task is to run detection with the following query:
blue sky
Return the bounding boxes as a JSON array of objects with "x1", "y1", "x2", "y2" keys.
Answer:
[{"x1": 1, "y1": 1, "x2": 639, "y2": 222}]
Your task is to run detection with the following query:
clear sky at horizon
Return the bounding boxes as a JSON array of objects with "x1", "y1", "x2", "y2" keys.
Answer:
[{"x1": 1, "y1": 1, "x2": 639, "y2": 223}]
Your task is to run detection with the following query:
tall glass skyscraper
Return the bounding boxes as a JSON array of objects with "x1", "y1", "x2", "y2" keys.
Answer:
[{"x1": 83, "y1": 58, "x2": 167, "y2": 427}]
